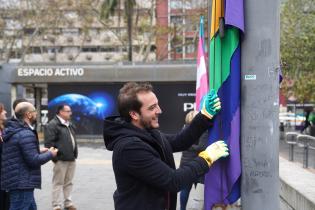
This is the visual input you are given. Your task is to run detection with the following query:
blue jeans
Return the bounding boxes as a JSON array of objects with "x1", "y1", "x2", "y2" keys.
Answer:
[
  {"x1": 180, "y1": 184, "x2": 192, "y2": 210},
  {"x1": 9, "y1": 189, "x2": 37, "y2": 210}
]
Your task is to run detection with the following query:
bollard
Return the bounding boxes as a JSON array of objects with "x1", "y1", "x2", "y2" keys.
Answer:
[
  {"x1": 303, "y1": 146, "x2": 309, "y2": 168},
  {"x1": 285, "y1": 132, "x2": 298, "y2": 162},
  {"x1": 289, "y1": 144, "x2": 294, "y2": 161}
]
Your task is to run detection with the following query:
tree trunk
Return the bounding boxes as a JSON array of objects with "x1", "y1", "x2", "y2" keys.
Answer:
[
  {"x1": 127, "y1": 11, "x2": 133, "y2": 61},
  {"x1": 125, "y1": 1, "x2": 133, "y2": 62}
]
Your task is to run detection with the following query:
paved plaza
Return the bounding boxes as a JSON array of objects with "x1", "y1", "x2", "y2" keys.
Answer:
[
  {"x1": 36, "y1": 142, "x2": 186, "y2": 210},
  {"x1": 36, "y1": 143, "x2": 116, "y2": 210},
  {"x1": 34, "y1": 136, "x2": 315, "y2": 210}
]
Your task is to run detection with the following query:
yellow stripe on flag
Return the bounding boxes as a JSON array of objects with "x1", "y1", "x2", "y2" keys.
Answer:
[{"x1": 210, "y1": 0, "x2": 224, "y2": 39}]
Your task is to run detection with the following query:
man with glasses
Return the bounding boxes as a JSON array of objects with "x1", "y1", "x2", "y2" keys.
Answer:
[
  {"x1": 1, "y1": 102, "x2": 58, "y2": 210},
  {"x1": 44, "y1": 104, "x2": 78, "y2": 210}
]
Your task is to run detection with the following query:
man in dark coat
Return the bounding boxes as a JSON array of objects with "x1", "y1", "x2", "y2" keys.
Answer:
[
  {"x1": 103, "y1": 82, "x2": 229, "y2": 210},
  {"x1": 1, "y1": 102, "x2": 58, "y2": 210},
  {"x1": 44, "y1": 104, "x2": 78, "y2": 210}
]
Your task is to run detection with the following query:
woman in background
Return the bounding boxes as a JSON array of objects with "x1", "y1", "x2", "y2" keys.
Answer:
[
  {"x1": 179, "y1": 110, "x2": 208, "y2": 210},
  {"x1": 0, "y1": 103, "x2": 9, "y2": 210}
]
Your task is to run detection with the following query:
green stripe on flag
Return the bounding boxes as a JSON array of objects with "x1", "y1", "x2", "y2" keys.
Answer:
[{"x1": 209, "y1": 27, "x2": 240, "y2": 91}]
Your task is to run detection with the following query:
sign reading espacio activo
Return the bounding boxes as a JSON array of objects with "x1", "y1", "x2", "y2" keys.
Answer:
[{"x1": 17, "y1": 67, "x2": 84, "y2": 77}]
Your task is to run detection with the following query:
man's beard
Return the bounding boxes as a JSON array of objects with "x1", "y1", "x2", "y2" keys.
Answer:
[
  {"x1": 31, "y1": 118, "x2": 37, "y2": 126},
  {"x1": 139, "y1": 117, "x2": 153, "y2": 130}
]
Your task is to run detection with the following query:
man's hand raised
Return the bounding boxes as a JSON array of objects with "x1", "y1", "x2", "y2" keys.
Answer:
[
  {"x1": 198, "y1": 140, "x2": 229, "y2": 166},
  {"x1": 201, "y1": 89, "x2": 221, "y2": 119}
]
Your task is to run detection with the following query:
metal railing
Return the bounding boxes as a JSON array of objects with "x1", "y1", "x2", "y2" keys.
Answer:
[
  {"x1": 285, "y1": 132, "x2": 299, "y2": 161},
  {"x1": 296, "y1": 134, "x2": 315, "y2": 168},
  {"x1": 284, "y1": 132, "x2": 315, "y2": 168}
]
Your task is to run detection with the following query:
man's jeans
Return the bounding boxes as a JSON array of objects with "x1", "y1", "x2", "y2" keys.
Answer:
[
  {"x1": 180, "y1": 184, "x2": 192, "y2": 210},
  {"x1": 9, "y1": 189, "x2": 37, "y2": 210}
]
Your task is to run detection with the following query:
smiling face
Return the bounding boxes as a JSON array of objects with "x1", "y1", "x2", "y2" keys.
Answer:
[{"x1": 130, "y1": 91, "x2": 162, "y2": 130}]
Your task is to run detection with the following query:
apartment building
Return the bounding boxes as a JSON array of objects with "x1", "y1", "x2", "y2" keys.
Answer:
[
  {"x1": 157, "y1": 0, "x2": 208, "y2": 60},
  {"x1": 0, "y1": 0, "x2": 157, "y2": 63},
  {"x1": 0, "y1": 0, "x2": 207, "y2": 64}
]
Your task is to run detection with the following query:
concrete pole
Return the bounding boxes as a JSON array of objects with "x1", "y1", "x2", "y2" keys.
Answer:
[{"x1": 241, "y1": 0, "x2": 280, "y2": 209}]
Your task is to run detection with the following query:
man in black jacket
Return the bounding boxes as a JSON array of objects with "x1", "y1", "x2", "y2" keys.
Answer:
[
  {"x1": 103, "y1": 82, "x2": 229, "y2": 210},
  {"x1": 44, "y1": 104, "x2": 78, "y2": 210}
]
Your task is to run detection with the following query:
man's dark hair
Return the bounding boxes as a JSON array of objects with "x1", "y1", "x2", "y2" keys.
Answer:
[
  {"x1": 118, "y1": 82, "x2": 153, "y2": 122},
  {"x1": 15, "y1": 106, "x2": 30, "y2": 120},
  {"x1": 12, "y1": 98, "x2": 28, "y2": 110},
  {"x1": 56, "y1": 104, "x2": 70, "y2": 115}
]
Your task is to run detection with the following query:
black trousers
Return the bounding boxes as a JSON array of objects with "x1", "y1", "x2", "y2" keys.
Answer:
[{"x1": 0, "y1": 190, "x2": 9, "y2": 210}]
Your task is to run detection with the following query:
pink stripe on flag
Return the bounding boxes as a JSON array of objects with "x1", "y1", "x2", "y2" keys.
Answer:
[{"x1": 196, "y1": 33, "x2": 208, "y2": 110}]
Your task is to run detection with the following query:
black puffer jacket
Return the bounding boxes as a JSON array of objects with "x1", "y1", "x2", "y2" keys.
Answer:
[
  {"x1": 44, "y1": 116, "x2": 78, "y2": 161},
  {"x1": 103, "y1": 113, "x2": 212, "y2": 210}
]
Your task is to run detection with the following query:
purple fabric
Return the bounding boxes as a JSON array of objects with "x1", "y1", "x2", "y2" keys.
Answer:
[
  {"x1": 204, "y1": 46, "x2": 241, "y2": 209},
  {"x1": 279, "y1": 67, "x2": 283, "y2": 83},
  {"x1": 225, "y1": 0, "x2": 244, "y2": 32},
  {"x1": 204, "y1": 109, "x2": 240, "y2": 207}
]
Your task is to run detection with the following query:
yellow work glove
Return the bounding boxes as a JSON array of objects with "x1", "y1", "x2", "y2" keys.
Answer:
[
  {"x1": 200, "y1": 89, "x2": 221, "y2": 119},
  {"x1": 198, "y1": 140, "x2": 229, "y2": 166}
]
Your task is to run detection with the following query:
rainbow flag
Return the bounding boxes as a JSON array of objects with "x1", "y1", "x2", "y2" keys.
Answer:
[
  {"x1": 195, "y1": 16, "x2": 209, "y2": 110},
  {"x1": 204, "y1": 0, "x2": 244, "y2": 208}
]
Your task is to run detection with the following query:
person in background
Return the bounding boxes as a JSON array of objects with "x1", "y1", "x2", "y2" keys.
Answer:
[
  {"x1": 179, "y1": 110, "x2": 208, "y2": 210},
  {"x1": 301, "y1": 110, "x2": 311, "y2": 134},
  {"x1": 308, "y1": 109, "x2": 315, "y2": 137},
  {"x1": 1, "y1": 102, "x2": 58, "y2": 210},
  {"x1": 12, "y1": 98, "x2": 29, "y2": 112},
  {"x1": 0, "y1": 103, "x2": 9, "y2": 210},
  {"x1": 44, "y1": 104, "x2": 78, "y2": 210}
]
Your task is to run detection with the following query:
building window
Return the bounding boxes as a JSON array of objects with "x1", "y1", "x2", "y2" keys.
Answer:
[
  {"x1": 24, "y1": 28, "x2": 36, "y2": 35},
  {"x1": 170, "y1": 16, "x2": 183, "y2": 25},
  {"x1": 185, "y1": 44, "x2": 195, "y2": 54},
  {"x1": 100, "y1": 47, "x2": 116, "y2": 52},
  {"x1": 185, "y1": 38, "x2": 195, "y2": 53},
  {"x1": 31, "y1": 47, "x2": 41, "y2": 54},
  {"x1": 62, "y1": 28, "x2": 79, "y2": 36},
  {"x1": 82, "y1": 47, "x2": 98, "y2": 52},
  {"x1": 47, "y1": 47, "x2": 60, "y2": 53},
  {"x1": 89, "y1": 28, "x2": 100, "y2": 36},
  {"x1": 150, "y1": 45, "x2": 156, "y2": 52},
  {"x1": 184, "y1": 17, "x2": 197, "y2": 31},
  {"x1": 170, "y1": 0, "x2": 182, "y2": 9},
  {"x1": 176, "y1": 47, "x2": 183, "y2": 53},
  {"x1": 62, "y1": 47, "x2": 79, "y2": 53},
  {"x1": 9, "y1": 51, "x2": 21, "y2": 58}
]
